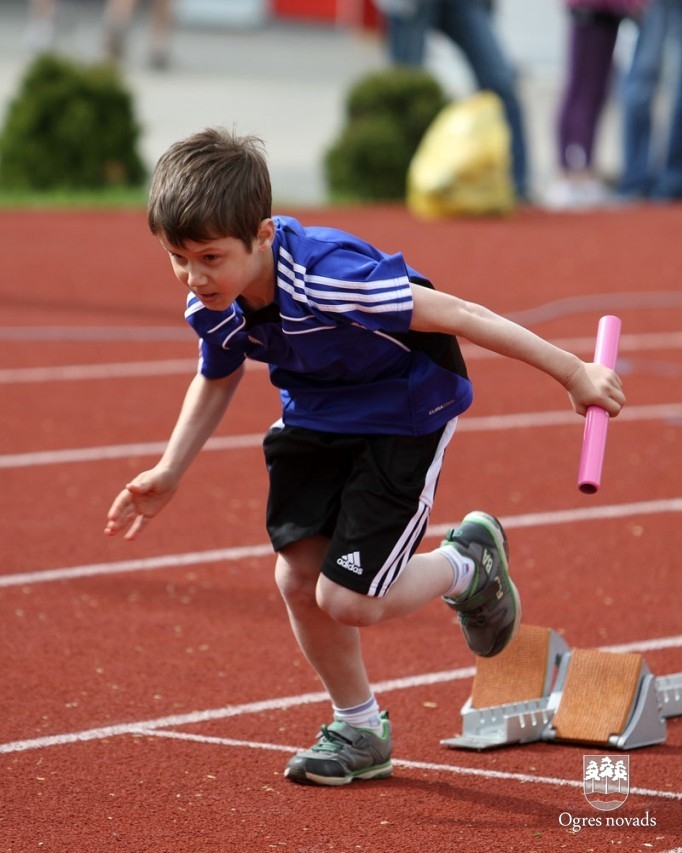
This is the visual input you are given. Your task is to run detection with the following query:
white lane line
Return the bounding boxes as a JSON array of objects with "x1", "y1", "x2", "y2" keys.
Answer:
[
  {"x1": 0, "y1": 328, "x2": 190, "y2": 343},
  {"x1": 507, "y1": 294, "x2": 682, "y2": 326},
  {"x1": 140, "y1": 729, "x2": 682, "y2": 801},
  {"x1": 1, "y1": 330, "x2": 681, "y2": 384},
  {"x1": 0, "y1": 359, "x2": 197, "y2": 383},
  {"x1": 0, "y1": 634, "x2": 682, "y2": 753},
  {"x1": 0, "y1": 669, "x2": 473, "y2": 755},
  {"x1": 2, "y1": 499, "x2": 681, "y2": 589},
  {"x1": 1, "y1": 634, "x2": 680, "y2": 759},
  {"x1": 0, "y1": 544, "x2": 276, "y2": 589},
  {"x1": 2, "y1": 402, "x2": 681, "y2": 470},
  {"x1": 0, "y1": 434, "x2": 265, "y2": 469}
]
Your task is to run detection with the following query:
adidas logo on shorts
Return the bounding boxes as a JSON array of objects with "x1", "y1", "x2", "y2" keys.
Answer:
[{"x1": 337, "y1": 551, "x2": 363, "y2": 575}]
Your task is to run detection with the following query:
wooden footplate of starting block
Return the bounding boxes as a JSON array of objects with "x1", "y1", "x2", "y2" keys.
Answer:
[{"x1": 441, "y1": 625, "x2": 682, "y2": 751}]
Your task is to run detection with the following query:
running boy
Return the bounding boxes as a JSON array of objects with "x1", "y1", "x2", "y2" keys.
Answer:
[{"x1": 105, "y1": 128, "x2": 625, "y2": 787}]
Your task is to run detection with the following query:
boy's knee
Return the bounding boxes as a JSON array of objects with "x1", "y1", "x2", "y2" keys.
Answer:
[
  {"x1": 274, "y1": 536, "x2": 330, "y2": 606},
  {"x1": 316, "y1": 578, "x2": 382, "y2": 627},
  {"x1": 274, "y1": 558, "x2": 316, "y2": 606}
]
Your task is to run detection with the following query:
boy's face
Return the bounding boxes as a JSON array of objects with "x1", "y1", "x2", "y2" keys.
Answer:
[{"x1": 160, "y1": 219, "x2": 275, "y2": 311}]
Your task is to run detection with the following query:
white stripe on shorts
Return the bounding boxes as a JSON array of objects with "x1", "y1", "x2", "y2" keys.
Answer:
[{"x1": 368, "y1": 417, "x2": 458, "y2": 597}]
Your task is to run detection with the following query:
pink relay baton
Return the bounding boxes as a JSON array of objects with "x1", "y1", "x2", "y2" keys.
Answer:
[{"x1": 578, "y1": 315, "x2": 622, "y2": 494}]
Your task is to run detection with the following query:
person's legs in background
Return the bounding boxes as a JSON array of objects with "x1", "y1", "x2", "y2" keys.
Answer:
[
  {"x1": 382, "y1": 0, "x2": 434, "y2": 65},
  {"x1": 547, "y1": 10, "x2": 621, "y2": 209},
  {"x1": 148, "y1": 0, "x2": 173, "y2": 69},
  {"x1": 619, "y1": 0, "x2": 668, "y2": 197},
  {"x1": 651, "y1": 0, "x2": 682, "y2": 198},
  {"x1": 437, "y1": 0, "x2": 530, "y2": 200},
  {"x1": 103, "y1": 0, "x2": 173, "y2": 68}
]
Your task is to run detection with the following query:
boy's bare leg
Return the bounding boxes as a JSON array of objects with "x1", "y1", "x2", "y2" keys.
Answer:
[
  {"x1": 276, "y1": 536, "x2": 457, "y2": 708},
  {"x1": 275, "y1": 536, "x2": 373, "y2": 709},
  {"x1": 316, "y1": 551, "x2": 454, "y2": 627}
]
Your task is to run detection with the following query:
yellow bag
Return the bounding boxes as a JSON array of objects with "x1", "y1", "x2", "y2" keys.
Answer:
[{"x1": 406, "y1": 91, "x2": 515, "y2": 218}]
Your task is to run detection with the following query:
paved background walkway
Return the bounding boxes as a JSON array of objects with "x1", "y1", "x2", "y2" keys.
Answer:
[{"x1": 0, "y1": 0, "x2": 636, "y2": 205}]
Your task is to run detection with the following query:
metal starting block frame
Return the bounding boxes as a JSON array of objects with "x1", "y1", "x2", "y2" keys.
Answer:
[{"x1": 442, "y1": 625, "x2": 682, "y2": 752}]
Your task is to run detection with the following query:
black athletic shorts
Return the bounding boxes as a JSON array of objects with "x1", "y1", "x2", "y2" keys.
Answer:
[{"x1": 262, "y1": 419, "x2": 457, "y2": 597}]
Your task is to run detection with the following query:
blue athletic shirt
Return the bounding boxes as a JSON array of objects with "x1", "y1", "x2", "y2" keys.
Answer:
[{"x1": 184, "y1": 215, "x2": 473, "y2": 436}]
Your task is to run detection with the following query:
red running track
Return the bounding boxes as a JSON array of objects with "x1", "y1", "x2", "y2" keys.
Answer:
[{"x1": 1, "y1": 205, "x2": 681, "y2": 852}]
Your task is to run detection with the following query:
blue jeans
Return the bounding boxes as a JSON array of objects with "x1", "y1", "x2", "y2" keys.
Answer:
[
  {"x1": 620, "y1": 0, "x2": 682, "y2": 198},
  {"x1": 385, "y1": 0, "x2": 529, "y2": 199}
]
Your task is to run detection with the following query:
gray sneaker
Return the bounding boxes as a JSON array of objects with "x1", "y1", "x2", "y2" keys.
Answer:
[
  {"x1": 284, "y1": 712, "x2": 392, "y2": 786},
  {"x1": 442, "y1": 511, "x2": 521, "y2": 657}
]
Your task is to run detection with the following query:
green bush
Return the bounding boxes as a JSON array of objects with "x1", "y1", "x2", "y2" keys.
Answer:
[
  {"x1": 0, "y1": 53, "x2": 146, "y2": 192},
  {"x1": 324, "y1": 67, "x2": 448, "y2": 202}
]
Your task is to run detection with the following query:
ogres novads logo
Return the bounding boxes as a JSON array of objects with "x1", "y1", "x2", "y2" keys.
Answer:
[
  {"x1": 559, "y1": 755, "x2": 657, "y2": 832},
  {"x1": 583, "y1": 755, "x2": 629, "y2": 811}
]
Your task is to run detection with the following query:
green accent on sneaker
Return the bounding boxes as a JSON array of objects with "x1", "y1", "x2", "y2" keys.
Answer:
[
  {"x1": 284, "y1": 711, "x2": 393, "y2": 787},
  {"x1": 441, "y1": 510, "x2": 521, "y2": 657}
]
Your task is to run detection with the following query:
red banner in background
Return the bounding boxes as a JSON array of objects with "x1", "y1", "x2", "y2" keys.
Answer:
[{"x1": 272, "y1": 0, "x2": 381, "y2": 28}]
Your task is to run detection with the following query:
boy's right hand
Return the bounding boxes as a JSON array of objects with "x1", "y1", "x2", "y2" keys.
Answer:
[{"x1": 104, "y1": 467, "x2": 178, "y2": 540}]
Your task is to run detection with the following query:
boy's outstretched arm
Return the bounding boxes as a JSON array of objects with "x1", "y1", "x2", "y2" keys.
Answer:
[
  {"x1": 410, "y1": 285, "x2": 625, "y2": 417},
  {"x1": 104, "y1": 367, "x2": 244, "y2": 540}
]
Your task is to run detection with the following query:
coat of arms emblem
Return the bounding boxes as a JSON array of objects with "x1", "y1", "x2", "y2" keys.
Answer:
[{"x1": 583, "y1": 755, "x2": 630, "y2": 811}]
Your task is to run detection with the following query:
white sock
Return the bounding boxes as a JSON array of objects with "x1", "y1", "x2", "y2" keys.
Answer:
[
  {"x1": 438, "y1": 545, "x2": 475, "y2": 598},
  {"x1": 333, "y1": 695, "x2": 383, "y2": 734}
]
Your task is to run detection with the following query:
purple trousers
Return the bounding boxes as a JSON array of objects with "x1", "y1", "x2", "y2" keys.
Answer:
[{"x1": 557, "y1": 11, "x2": 622, "y2": 170}]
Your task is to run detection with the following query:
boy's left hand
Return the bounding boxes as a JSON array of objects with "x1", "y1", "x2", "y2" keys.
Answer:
[{"x1": 565, "y1": 362, "x2": 626, "y2": 418}]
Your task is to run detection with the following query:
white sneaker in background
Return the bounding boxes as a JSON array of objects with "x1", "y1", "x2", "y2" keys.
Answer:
[{"x1": 543, "y1": 175, "x2": 613, "y2": 211}]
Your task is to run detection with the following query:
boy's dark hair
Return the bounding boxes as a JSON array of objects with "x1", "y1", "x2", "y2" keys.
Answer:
[{"x1": 147, "y1": 127, "x2": 272, "y2": 250}]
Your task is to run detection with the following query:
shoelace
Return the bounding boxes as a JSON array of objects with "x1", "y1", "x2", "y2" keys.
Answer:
[
  {"x1": 457, "y1": 576, "x2": 502, "y2": 624},
  {"x1": 311, "y1": 725, "x2": 354, "y2": 754}
]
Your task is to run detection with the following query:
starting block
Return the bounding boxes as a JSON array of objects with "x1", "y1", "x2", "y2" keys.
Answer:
[
  {"x1": 543, "y1": 648, "x2": 668, "y2": 749},
  {"x1": 442, "y1": 625, "x2": 682, "y2": 751}
]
